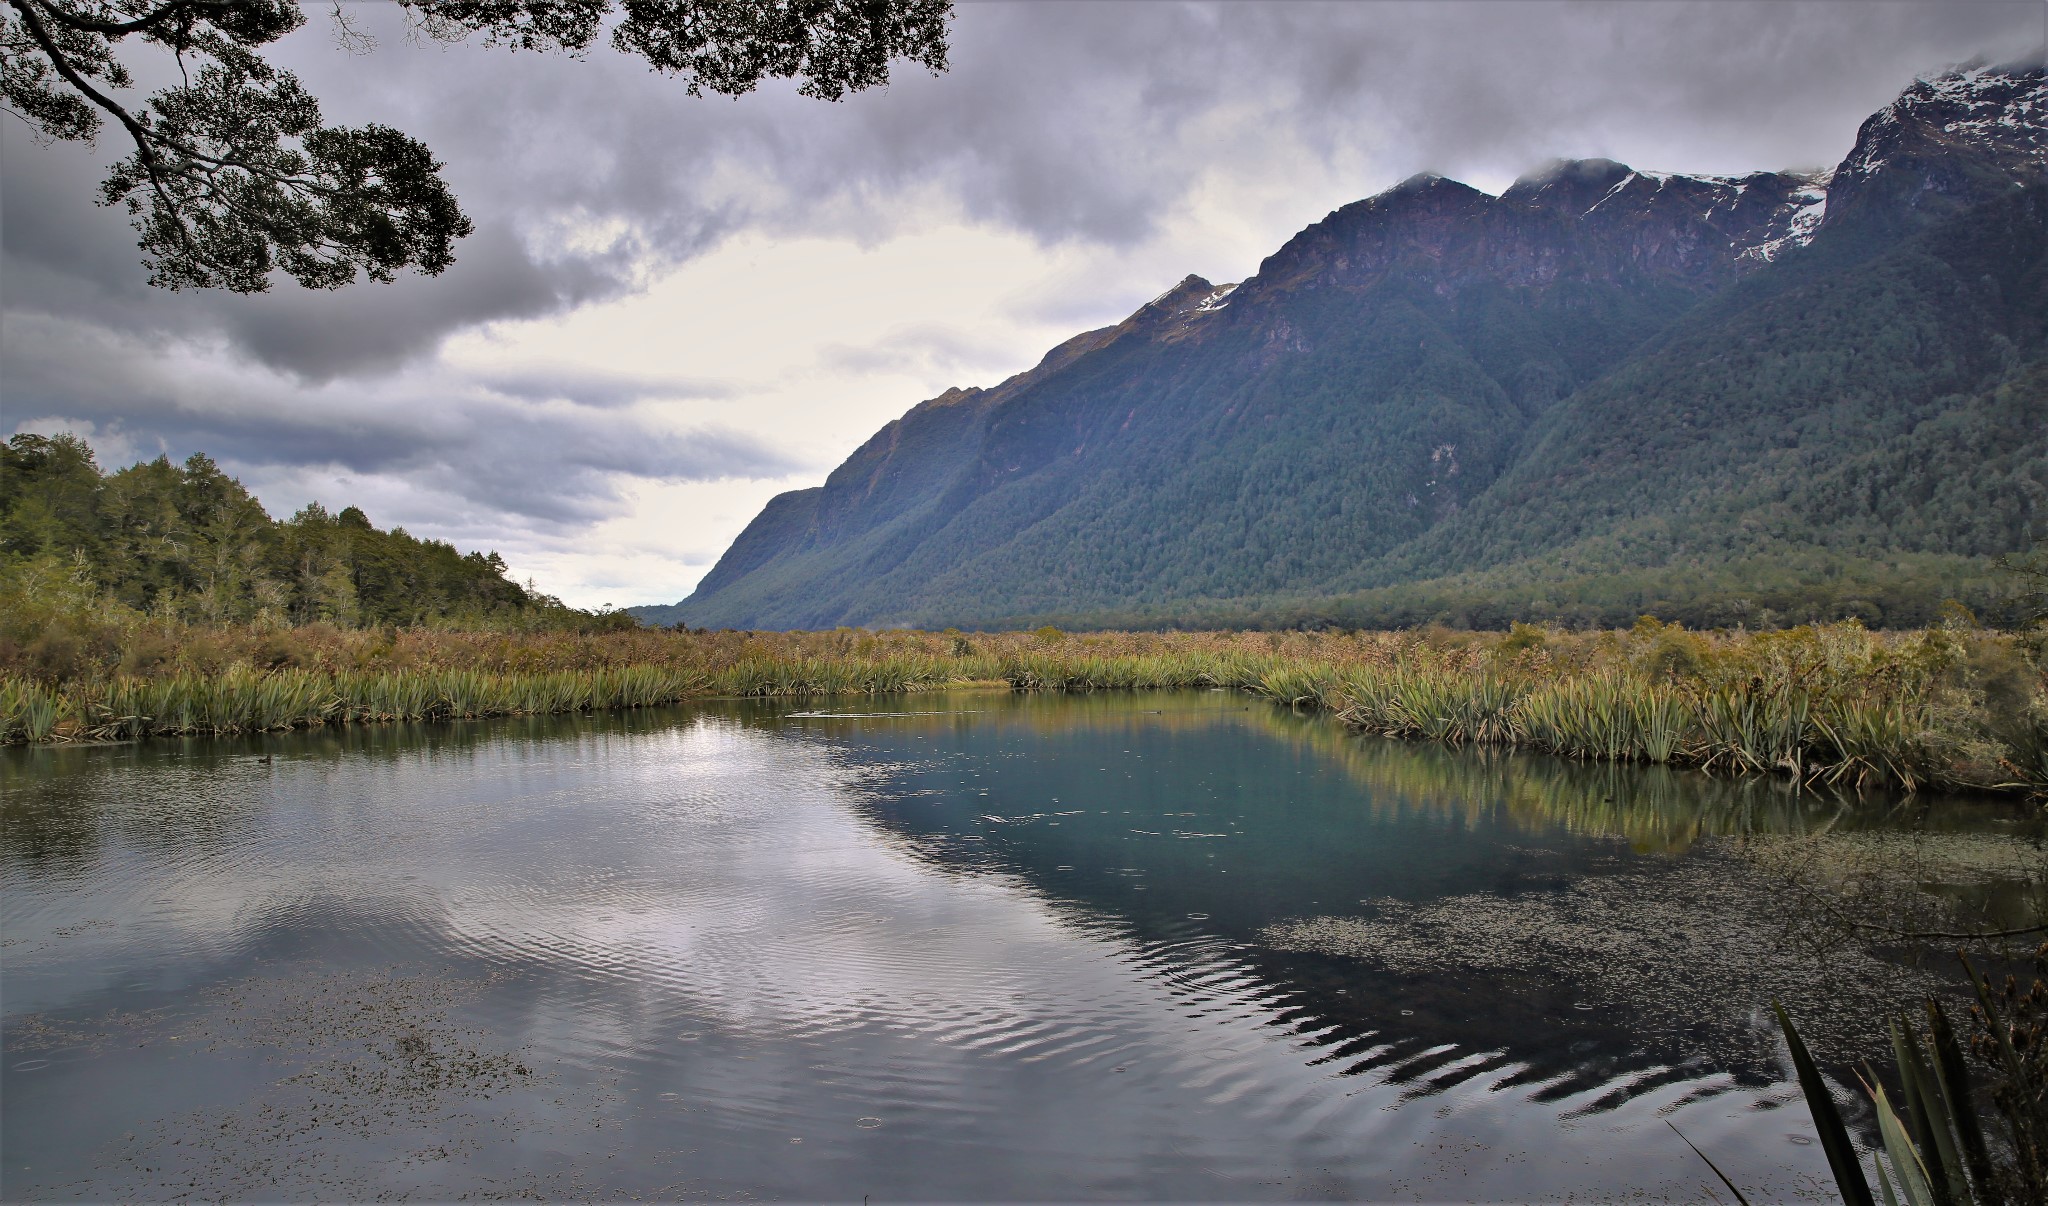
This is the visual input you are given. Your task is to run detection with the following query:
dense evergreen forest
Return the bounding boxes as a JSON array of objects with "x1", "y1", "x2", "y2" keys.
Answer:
[{"x1": 0, "y1": 433, "x2": 623, "y2": 664}]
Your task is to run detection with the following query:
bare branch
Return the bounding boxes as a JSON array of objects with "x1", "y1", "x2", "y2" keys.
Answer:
[
  {"x1": 1847, "y1": 919, "x2": 2048, "y2": 942},
  {"x1": 327, "y1": 0, "x2": 374, "y2": 54}
]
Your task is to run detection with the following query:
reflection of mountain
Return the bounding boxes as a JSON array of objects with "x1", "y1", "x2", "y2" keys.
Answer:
[
  {"x1": 7, "y1": 703, "x2": 1852, "y2": 1200},
  {"x1": 1240, "y1": 710, "x2": 2034, "y2": 852},
  {"x1": 770, "y1": 691, "x2": 2019, "y2": 1113},
  {"x1": 12, "y1": 696, "x2": 2036, "y2": 1198},
  {"x1": 14, "y1": 696, "x2": 2026, "y2": 1143}
]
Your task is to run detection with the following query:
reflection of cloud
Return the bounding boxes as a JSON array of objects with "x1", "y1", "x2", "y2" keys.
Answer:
[{"x1": 6, "y1": 709, "x2": 1854, "y2": 1200}]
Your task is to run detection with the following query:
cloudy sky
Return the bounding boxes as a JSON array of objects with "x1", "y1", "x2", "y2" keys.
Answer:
[{"x1": 5, "y1": 1, "x2": 2043, "y2": 610}]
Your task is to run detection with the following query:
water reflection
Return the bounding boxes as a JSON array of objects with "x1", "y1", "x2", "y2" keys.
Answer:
[
  {"x1": 2, "y1": 692, "x2": 2038, "y2": 1201},
  {"x1": 773, "y1": 690, "x2": 2023, "y2": 850},
  {"x1": 772, "y1": 694, "x2": 2039, "y2": 1102}
]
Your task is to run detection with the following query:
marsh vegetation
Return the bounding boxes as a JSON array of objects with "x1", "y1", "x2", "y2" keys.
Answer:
[{"x1": 3, "y1": 611, "x2": 2044, "y2": 798}]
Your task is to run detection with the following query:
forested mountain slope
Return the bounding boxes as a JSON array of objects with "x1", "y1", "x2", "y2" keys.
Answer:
[{"x1": 643, "y1": 60, "x2": 2048, "y2": 631}]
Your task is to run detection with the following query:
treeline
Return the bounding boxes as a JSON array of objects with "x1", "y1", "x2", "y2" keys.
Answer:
[
  {"x1": 949, "y1": 551, "x2": 2042, "y2": 635},
  {"x1": 1, "y1": 433, "x2": 629, "y2": 680}
]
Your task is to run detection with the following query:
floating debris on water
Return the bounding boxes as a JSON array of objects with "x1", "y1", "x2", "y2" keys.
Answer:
[{"x1": 1259, "y1": 841, "x2": 1991, "y2": 1061}]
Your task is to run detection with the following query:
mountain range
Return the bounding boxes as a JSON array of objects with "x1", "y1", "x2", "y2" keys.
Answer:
[{"x1": 639, "y1": 59, "x2": 2048, "y2": 631}]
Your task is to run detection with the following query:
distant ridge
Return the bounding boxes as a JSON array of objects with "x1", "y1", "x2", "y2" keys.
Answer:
[{"x1": 641, "y1": 58, "x2": 2048, "y2": 631}]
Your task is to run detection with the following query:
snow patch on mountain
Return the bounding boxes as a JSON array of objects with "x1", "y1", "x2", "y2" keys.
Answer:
[
  {"x1": 1580, "y1": 168, "x2": 1757, "y2": 221},
  {"x1": 1192, "y1": 283, "x2": 1239, "y2": 313},
  {"x1": 1923, "y1": 63, "x2": 2047, "y2": 145},
  {"x1": 1740, "y1": 172, "x2": 1832, "y2": 263}
]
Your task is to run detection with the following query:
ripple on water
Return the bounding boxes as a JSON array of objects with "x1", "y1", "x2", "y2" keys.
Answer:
[{"x1": 6, "y1": 701, "x2": 2000, "y2": 1202}]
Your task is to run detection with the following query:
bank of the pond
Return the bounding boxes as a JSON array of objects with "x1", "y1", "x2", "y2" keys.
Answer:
[{"x1": 4, "y1": 621, "x2": 2044, "y2": 798}]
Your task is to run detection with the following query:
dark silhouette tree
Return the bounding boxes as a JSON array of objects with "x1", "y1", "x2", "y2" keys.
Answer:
[{"x1": 1, "y1": 0, "x2": 951, "y2": 291}]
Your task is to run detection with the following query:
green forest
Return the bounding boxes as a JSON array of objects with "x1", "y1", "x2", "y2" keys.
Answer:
[
  {"x1": 657, "y1": 152, "x2": 2045, "y2": 633},
  {"x1": 0, "y1": 433, "x2": 627, "y2": 677}
]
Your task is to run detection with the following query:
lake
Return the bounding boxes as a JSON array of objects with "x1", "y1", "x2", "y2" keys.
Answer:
[{"x1": 4, "y1": 690, "x2": 2040, "y2": 1200}]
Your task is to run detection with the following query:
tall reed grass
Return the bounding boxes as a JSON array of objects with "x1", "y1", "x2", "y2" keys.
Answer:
[
  {"x1": 1304, "y1": 665, "x2": 1991, "y2": 792},
  {"x1": 1, "y1": 666, "x2": 717, "y2": 741},
  {"x1": 3, "y1": 618, "x2": 2042, "y2": 797}
]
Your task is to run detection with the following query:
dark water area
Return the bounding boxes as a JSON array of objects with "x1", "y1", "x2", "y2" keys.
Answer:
[{"x1": 4, "y1": 691, "x2": 2042, "y2": 1201}]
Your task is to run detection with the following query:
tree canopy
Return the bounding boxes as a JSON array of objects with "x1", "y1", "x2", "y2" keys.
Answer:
[
  {"x1": 0, "y1": 431, "x2": 610, "y2": 630},
  {"x1": 1, "y1": 0, "x2": 952, "y2": 291}
]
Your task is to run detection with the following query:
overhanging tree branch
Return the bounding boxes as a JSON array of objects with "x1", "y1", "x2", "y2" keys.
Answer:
[
  {"x1": 2, "y1": 0, "x2": 954, "y2": 293},
  {"x1": 34, "y1": 0, "x2": 245, "y2": 39}
]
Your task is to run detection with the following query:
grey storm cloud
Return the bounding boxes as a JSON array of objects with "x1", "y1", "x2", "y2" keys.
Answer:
[
  {"x1": 0, "y1": 310, "x2": 802, "y2": 527},
  {"x1": 12, "y1": 1, "x2": 2043, "y2": 372},
  {"x1": 260, "y1": 0, "x2": 2047, "y2": 256},
  {"x1": 0, "y1": 122, "x2": 625, "y2": 382}
]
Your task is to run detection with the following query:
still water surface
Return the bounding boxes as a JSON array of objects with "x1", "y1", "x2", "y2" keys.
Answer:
[{"x1": 4, "y1": 691, "x2": 2040, "y2": 1200}]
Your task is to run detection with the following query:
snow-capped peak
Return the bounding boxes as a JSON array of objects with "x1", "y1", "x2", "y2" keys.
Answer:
[{"x1": 1839, "y1": 59, "x2": 2047, "y2": 179}]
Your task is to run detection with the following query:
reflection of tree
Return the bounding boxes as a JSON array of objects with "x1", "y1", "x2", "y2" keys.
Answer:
[
  {"x1": 0, "y1": 707, "x2": 668, "y2": 874},
  {"x1": 2, "y1": 738, "x2": 259, "y2": 875},
  {"x1": 1, "y1": 747, "x2": 108, "y2": 874},
  {"x1": 1217, "y1": 702, "x2": 1888, "y2": 852},
  {"x1": 753, "y1": 689, "x2": 2033, "y2": 853}
]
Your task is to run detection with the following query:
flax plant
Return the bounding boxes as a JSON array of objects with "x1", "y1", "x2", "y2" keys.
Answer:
[{"x1": 1762, "y1": 951, "x2": 2048, "y2": 1206}]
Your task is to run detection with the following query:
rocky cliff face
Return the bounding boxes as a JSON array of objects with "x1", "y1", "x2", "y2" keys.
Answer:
[
  {"x1": 645, "y1": 59, "x2": 2048, "y2": 631},
  {"x1": 1824, "y1": 62, "x2": 2047, "y2": 234},
  {"x1": 1236, "y1": 160, "x2": 1825, "y2": 305}
]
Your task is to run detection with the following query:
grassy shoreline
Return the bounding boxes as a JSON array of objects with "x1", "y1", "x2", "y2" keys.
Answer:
[{"x1": 5, "y1": 620, "x2": 2045, "y2": 798}]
